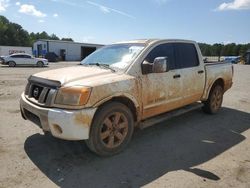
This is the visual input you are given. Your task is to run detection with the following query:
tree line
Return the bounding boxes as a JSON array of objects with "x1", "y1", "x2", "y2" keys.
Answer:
[
  {"x1": 0, "y1": 15, "x2": 249, "y2": 56},
  {"x1": 0, "y1": 15, "x2": 73, "y2": 47},
  {"x1": 199, "y1": 43, "x2": 250, "y2": 57}
]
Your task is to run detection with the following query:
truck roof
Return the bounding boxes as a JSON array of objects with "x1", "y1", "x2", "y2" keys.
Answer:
[
  {"x1": 115, "y1": 39, "x2": 196, "y2": 45},
  {"x1": 9, "y1": 53, "x2": 31, "y2": 56}
]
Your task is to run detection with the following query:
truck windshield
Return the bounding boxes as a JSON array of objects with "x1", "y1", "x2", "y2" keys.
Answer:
[{"x1": 80, "y1": 43, "x2": 145, "y2": 72}]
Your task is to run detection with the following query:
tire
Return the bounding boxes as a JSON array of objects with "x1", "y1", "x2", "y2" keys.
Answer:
[
  {"x1": 86, "y1": 102, "x2": 134, "y2": 156},
  {"x1": 202, "y1": 84, "x2": 223, "y2": 114},
  {"x1": 37, "y1": 61, "x2": 44, "y2": 67},
  {"x1": 8, "y1": 61, "x2": 16, "y2": 67}
]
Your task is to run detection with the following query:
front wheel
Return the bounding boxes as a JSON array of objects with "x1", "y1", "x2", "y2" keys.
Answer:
[
  {"x1": 202, "y1": 85, "x2": 224, "y2": 114},
  {"x1": 9, "y1": 61, "x2": 16, "y2": 67},
  {"x1": 86, "y1": 102, "x2": 134, "y2": 156},
  {"x1": 37, "y1": 61, "x2": 44, "y2": 67}
]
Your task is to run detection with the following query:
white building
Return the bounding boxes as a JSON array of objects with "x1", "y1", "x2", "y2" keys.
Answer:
[
  {"x1": 0, "y1": 46, "x2": 32, "y2": 56},
  {"x1": 33, "y1": 39, "x2": 104, "y2": 61}
]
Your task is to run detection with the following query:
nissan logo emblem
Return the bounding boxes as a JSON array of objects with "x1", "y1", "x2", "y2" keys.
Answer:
[{"x1": 33, "y1": 87, "x2": 39, "y2": 98}]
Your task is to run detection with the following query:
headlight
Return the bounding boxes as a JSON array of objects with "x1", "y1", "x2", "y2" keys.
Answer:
[{"x1": 55, "y1": 86, "x2": 91, "y2": 106}]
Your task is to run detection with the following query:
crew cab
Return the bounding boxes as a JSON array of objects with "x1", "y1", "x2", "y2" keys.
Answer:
[
  {"x1": 1, "y1": 53, "x2": 48, "y2": 67},
  {"x1": 20, "y1": 39, "x2": 233, "y2": 156}
]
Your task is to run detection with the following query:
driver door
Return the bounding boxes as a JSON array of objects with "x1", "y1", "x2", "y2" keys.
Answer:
[{"x1": 141, "y1": 43, "x2": 183, "y2": 119}]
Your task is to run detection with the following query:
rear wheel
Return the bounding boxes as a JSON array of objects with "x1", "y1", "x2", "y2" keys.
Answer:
[
  {"x1": 86, "y1": 102, "x2": 134, "y2": 156},
  {"x1": 37, "y1": 61, "x2": 44, "y2": 67},
  {"x1": 8, "y1": 61, "x2": 16, "y2": 67},
  {"x1": 202, "y1": 85, "x2": 223, "y2": 114}
]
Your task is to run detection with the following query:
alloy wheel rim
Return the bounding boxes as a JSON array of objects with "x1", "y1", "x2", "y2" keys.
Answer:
[
  {"x1": 211, "y1": 88, "x2": 222, "y2": 110},
  {"x1": 100, "y1": 112, "x2": 128, "y2": 148}
]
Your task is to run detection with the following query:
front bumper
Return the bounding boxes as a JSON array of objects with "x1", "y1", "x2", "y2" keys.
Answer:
[
  {"x1": 20, "y1": 93, "x2": 97, "y2": 140},
  {"x1": 1, "y1": 60, "x2": 6, "y2": 65}
]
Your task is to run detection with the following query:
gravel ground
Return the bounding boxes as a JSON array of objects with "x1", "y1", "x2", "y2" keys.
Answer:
[{"x1": 0, "y1": 62, "x2": 249, "y2": 188}]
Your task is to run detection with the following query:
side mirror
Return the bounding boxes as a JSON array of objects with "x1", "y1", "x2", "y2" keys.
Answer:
[
  {"x1": 152, "y1": 57, "x2": 168, "y2": 73},
  {"x1": 203, "y1": 57, "x2": 208, "y2": 63}
]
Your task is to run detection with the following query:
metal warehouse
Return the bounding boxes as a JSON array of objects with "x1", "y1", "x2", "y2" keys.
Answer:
[{"x1": 33, "y1": 39, "x2": 104, "y2": 61}]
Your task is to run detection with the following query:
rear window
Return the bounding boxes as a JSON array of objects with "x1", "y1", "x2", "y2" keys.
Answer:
[
  {"x1": 174, "y1": 43, "x2": 199, "y2": 69},
  {"x1": 11, "y1": 55, "x2": 23, "y2": 58},
  {"x1": 23, "y1": 55, "x2": 31, "y2": 58}
]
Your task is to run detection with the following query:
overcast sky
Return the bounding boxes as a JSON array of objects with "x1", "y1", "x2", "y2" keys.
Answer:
[{"x1": 0, "y1": 0, "x2": 250, "y2": 44}]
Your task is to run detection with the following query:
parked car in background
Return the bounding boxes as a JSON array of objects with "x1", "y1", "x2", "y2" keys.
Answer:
[
  {"x1": 243, "y1": 50, "x2": 250, "y2": 65},
  {"x1": 45, "y1": 52, "x2": 59, "y2": 62},
  {"x1": 0, "y1": 56, "x2": 4, "y2": 63},
  {"x1": 1, "y1": 53, "x2": 48, "y2": 67},
  {"x1": 224, "y1": 56, "x2": 240, "y2": 64}
]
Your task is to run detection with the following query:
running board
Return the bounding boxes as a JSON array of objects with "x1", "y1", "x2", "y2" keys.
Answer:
[{"x1": 139, "y1": 102, "x2": 203, "y2": 129}]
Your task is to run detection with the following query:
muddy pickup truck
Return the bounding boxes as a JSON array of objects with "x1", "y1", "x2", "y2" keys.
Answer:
[{"x1": 20, "y1": 39, "x2": 233, "y2": 156}]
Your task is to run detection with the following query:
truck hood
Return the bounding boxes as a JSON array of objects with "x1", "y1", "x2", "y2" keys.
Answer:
[{"x1": 30, "y1": 66, "x2": 126, "y2": 87}]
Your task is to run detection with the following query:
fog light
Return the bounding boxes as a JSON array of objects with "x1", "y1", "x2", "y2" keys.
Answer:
[{"x1": 53, "y1": 124, "x2": 63, "y2": 134}]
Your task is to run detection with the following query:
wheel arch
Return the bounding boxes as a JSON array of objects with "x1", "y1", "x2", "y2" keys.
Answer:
[
  {"x1": 210, "y1": 78, "x2": 225, "y2": 91},
  {"x1": 8, "y1": 60, "x2": 16, "y2": 66},
  {"x1": 7, "y1": 60, "x2": 15, "y2": 64},
  {"x1": 93, "y1": 94, "x2": 140, "y2": 123},
  {"x1": 203, "y1": 78, "x2": 225, "y2": 100},
  {"x1": 37, "y1": 61, "x2": 44, "y2": 64}
]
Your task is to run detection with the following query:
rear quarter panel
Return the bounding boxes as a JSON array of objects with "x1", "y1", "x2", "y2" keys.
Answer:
[{"x1": 202, "y1": 63, "x2": 233, "y2": 100}]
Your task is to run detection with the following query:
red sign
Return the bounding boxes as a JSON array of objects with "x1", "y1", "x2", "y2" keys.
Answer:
[{"x1": 9, "y1": 50, "x2": 25, "y2": 55}]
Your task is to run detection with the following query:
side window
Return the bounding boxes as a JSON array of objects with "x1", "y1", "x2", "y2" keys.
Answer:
[
  {"x1": 145, "y1": 43, "x2": 175, "y2": 70},
  {"x1": 11, "y1": 55, "x2": 22, "y2": 58},
  {"x1": 174, "y1": 43, "x2": 199, "y2": 69},
  {"x1": 23, "y1": 55, "x2": 31, "y2": 58}
]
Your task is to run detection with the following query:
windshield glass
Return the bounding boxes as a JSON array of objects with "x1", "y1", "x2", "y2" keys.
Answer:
[{"x1": 80, "y1": 43, "x2": 145, "y2": 71}]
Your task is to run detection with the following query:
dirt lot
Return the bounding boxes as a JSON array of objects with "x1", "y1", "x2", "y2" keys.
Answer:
[{"x1": 0, "y1": 62, "x2": 249, "y2": 188}]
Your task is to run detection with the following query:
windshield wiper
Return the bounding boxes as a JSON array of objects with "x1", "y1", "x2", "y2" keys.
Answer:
[{"x1": 88, "y1": 63, "x2": 116, "y2": 72}]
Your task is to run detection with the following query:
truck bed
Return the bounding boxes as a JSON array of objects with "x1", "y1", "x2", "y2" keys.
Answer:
[
  {"x1": 202, "y1": 62, "x2": 233, "y2": 100},
  {"x1": 205, "y1": 61, "x2": 229, "y2": 65}
]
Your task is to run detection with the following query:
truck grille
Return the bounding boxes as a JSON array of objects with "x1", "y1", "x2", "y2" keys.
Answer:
[{"x1": 25, "y1": 82, "x2": 57, "y2": 107}]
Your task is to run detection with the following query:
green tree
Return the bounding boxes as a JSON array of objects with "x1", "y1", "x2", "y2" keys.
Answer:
[
  {"x1": 61, "y1": 38, "x2": 74, "y2": 42},
  {"x1": 0, "y1": 16, "x2": 30, "y2": 46},
  {"x1": 0, "y1": 15, "x2": 61, "y2": 46},
  {"x1": 39, "y1": 31, "x2": 50, "y2": 39},
  {"x1": 198, "y1": 43, "x2": 211, "y2": 56},
  {"x1": 50, "y1": 33, "x2": 60, "y2": 40},
  {"x1": 0, "y1": 16, "x2": 9, "y2": 45},
  {"x1": 0, "y1": 15, "x2": 249, "y2": 55}
]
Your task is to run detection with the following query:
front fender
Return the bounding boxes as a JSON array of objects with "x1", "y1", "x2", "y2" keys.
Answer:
[
  {"x1": 93, "y1": 92, "x2": 140, "y2": 109},
  {"x1": 92, "y1": 92, "x2": 142, "y2": 122}
]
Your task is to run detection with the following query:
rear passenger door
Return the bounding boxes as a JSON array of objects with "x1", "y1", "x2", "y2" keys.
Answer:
[
  {"x1": 174, "y1": 43, "x2": 205, "y2": 105},
  {"x1": 23, "y1": 55, "x2": 34, "y2": 65}
]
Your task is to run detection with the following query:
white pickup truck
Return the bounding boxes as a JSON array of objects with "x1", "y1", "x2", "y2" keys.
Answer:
[{"x1": 20, "y1": 39, "x2": 233, "y2": 156}]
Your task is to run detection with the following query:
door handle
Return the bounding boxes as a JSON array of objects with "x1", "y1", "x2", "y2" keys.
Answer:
[
  {"x1": 173, "y1": 74, "x2": 181, "y2": 79},
  {"x1": 198, "y1": 70, "x2": 204, "y2": 74}
]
